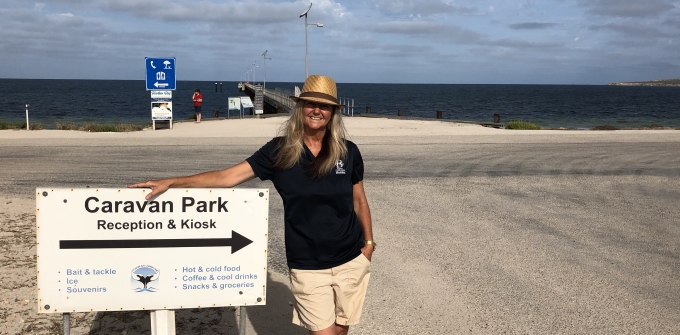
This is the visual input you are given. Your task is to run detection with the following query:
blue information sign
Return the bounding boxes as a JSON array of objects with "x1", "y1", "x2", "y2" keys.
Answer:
[{"x1": 145, "y1": 57, "x2": 176, "y2": 90}]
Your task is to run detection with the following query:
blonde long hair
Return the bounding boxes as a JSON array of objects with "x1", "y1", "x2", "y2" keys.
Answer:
[{"x1": 274, "y1": 101, "x2": 347, "y2": 178}]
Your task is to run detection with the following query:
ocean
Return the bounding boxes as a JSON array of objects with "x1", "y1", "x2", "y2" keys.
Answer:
[{"x1": 1, "y1": 79, "x2": 679, "y2": 129}]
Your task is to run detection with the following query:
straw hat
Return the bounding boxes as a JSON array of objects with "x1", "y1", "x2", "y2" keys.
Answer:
[{"x1": 290, "y1": 75, "x2": 345, "y2": 108}]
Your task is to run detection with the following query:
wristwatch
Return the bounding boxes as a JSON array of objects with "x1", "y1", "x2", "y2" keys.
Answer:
[{"x1": 365, "y1": 240, "x2": 377, "y2": 250}]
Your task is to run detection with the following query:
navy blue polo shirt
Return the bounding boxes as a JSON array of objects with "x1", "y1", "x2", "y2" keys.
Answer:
[{"x1": 246, "y1": 137, "x2": 365, "y2": 270}]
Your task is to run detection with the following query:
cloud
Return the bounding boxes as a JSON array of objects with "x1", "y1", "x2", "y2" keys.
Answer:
[
  {"x1": 371, "y1": 21, "x2": 485, "y2": 42},
  {"x1": 372, "y1": 0, "x2": 477, "y2": 17},
  {"x1": 371, "y1": 20, "x2": 560, "y2": 50},
  {"x1": 375, "y1": 44, "x2": 436, "y2": 58},
  {"x1": 578, "y1": 0, "x2": 675, "y2": 18},
  {"x1": 0, "y1": 6, "x2": 183, "y2": 61},
  {"x1": 508, "y1": 22, "x2": 558, "y2": 30},
  {"x1": 607, "y1": 39, "x2": 659, "y2": 48},
  {"x1": 487, "y1": 38, "x2": 561, "y2": 49},
  {"x1": 27, "y1": 0, "x2": 349, "y2": 25},
  {"x1": 519, "y1": 1, "x2": 538, "y2": 10},
  {"x1": 589, "y1": 23, "x2": 673, "y2": 38},
  {"x1": 663, "y1": 17, "x2": 680, "y2": 29},
  {"x1": 103, "y1": 0, "x2": 303, "y2": 24}
]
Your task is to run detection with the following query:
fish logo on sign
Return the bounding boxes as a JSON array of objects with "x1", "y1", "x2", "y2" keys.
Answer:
[{"x1": 130, "y1": 265, "x2": 160, "y2": 292}]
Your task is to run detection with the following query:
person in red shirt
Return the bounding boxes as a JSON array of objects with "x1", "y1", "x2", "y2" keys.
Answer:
[{"x1": 192, "y1": 88, "x2": 203, "y2": 123}]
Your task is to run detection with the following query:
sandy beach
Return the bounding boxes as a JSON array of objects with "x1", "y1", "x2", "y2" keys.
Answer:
[{"x1": 1, "y1": 116, "x2": 679, "y2": 334}]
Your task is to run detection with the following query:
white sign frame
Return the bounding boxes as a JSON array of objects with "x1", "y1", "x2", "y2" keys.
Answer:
[
  {"x1": 37, "y1": 188, "x2": 269, "y2": 314},
  {"x1": 151, "y1": 101, "x2": 173, "y2": 120}
]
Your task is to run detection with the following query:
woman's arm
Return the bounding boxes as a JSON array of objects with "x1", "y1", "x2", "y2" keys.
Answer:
[
  {"x1": 353, "y1": 180, "x2": 375, "y2": 260},
  {"x1": 128, "y1": 161, "x2": 256, "y2": 200}
]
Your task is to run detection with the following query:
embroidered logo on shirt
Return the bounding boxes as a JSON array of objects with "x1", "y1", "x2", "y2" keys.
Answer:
[{"x1": 335, "y1": 160, "x2": 346, "y2": 174}]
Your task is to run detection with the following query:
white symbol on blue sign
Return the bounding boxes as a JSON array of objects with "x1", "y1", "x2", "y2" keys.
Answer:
[{"x1": 145, "y1": 57, "x2": 176, "y2": 91}]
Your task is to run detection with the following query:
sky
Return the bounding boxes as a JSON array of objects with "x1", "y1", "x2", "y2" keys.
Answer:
[{"x1": 1, "y1": 0, "x2": 679, "y2": 84}]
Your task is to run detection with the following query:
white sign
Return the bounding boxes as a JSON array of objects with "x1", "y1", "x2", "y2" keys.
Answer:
[
  {"x1": 151, "y1": 101, "x2": 173, "y2": 120},
  {"x1": 228, "y1": 97, "x2": 241, "y2": 110},
  {"x1": 36, "y1": 188, "x2": 269, "y2": 313},
  {"x1": 240, "y1": 97, "x2": 254, "y2": 108},
  {"x1": 151, "y1": 91, "x2": 172, "y2": 99},
  {"x1": 254, "y1": 86, "x2": 264, "y2": 115}
]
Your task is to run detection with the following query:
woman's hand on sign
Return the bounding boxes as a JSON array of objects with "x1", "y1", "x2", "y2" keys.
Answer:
[
  {"x1": 127, "y1": 179, "x2": 172, "y2": 200},
  {"x1": 126, "y1": 162, "x2": 257, "y2": 200}
]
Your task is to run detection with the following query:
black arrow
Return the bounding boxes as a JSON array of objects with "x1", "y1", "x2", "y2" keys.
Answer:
[{"x1": 59, "y1": 230, "x2": 253, "y2": 254}]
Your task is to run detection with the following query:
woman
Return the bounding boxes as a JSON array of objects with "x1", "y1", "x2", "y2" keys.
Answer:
[
  {"x1": 192, "y1": 88, "x2": 203, "y2": 123},
  {"x1": 129, "y1": 75, "x2": 374, "y2": 335}
]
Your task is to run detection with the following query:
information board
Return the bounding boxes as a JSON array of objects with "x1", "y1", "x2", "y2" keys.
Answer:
[
  {"x1": 228, "y1": 97, "x2": 241, "y2": 110},
  {"x1": 240, "y1": 97, "x2": 254, "y2": 108},
  {"x1": 36, "y1": 188, "x2": 269, "y2": 313},
  {"x1": 151, "y1": 101, "x2": 173, "y2": 120},
  {"x1": 254, "y1": 86, "x2": 264, "y2": 115}
]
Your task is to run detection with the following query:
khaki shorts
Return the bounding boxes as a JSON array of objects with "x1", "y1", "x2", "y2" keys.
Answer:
[{"x1": 289, "y1": 253, "x2": 371, "y2": 331}]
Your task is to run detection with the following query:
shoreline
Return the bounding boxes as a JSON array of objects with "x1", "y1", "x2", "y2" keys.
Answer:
[{"x1": 0, "y1": 116, "x2": 678, "y2": 140}]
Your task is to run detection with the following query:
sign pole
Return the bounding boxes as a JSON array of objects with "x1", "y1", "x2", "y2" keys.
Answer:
[
  {"x1": 63, "y1": 313, "x2": 70, "y2": 335},
  {"x1": 25, "y1": 104, "x2": 30, "y2": 131},
  {"x1": 150, "y1": 310, "x2": 176, "y2": 335},
  {"x1": 239, "y1": 306, "x2": 247, "y2": 335}
]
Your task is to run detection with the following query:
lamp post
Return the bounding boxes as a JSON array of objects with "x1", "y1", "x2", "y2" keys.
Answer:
[
  {"x1": 252, "y1": 62, "x2": 257, "y2": 83},
  {"x1": 262, "y1": 50, "x2": 272, "y2": 90},
  {"x1": 300, "y1": 3, "x2": 323, "y2": 78}
]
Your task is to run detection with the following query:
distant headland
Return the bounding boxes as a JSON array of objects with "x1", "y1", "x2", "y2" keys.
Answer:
[{"x1": 607, "y1": 79, "x2": 680, "y2": 86}]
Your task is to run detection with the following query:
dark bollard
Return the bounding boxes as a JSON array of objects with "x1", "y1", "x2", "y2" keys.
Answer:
[
  {"x1": 366, "y1": 106, "x2": 371, "y2": 114},
  {"x1": 213, "y1": 109, "x2": 219, "y2": 118},
  {"x1": 215, "y1": 83, "x2": 218, "y2": 92},
  {"x1": 220, "y1": 83, "x2": 223, "y2": 93},
  {"x1": 493, "y1": 113, "x2": 500, "y2": 123},
  {"x1": 398, "y1": 109, "x2": 403, "y2": 116},
  {"x1": 436, "y1": 110, "x2": 443, "y2": 119}
]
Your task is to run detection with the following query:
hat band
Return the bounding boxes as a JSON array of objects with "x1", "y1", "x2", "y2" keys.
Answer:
[{"x1": 299, "y1": 92, "x2": 339, "y2": 104}]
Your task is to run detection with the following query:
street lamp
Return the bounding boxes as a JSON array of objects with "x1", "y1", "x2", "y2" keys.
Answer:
[
  {"x1": 262, "y1": 50, "x2": 272, "y2": 90},
  {"x1": 300, "y1": 3, "x2": 323, "y2": 78},
  {"x1": 252, "y1": 62, "x2": 258, "y2": 83}
]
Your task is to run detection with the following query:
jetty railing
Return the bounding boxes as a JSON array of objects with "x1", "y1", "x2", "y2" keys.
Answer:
[{"x1": 242, "y1": 83, "x2": 355, "y2": 116}]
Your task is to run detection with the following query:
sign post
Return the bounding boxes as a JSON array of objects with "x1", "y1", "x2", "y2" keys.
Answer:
[
  {"x1": 25, "y1": 104, "x2": 30, "y2": 131},
  {"x1": 37, "y1": 188, "x2": 269, "y2": 334},
  {"x1": 145, "y1": 58, "x2": 176, "y2": 130}
]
